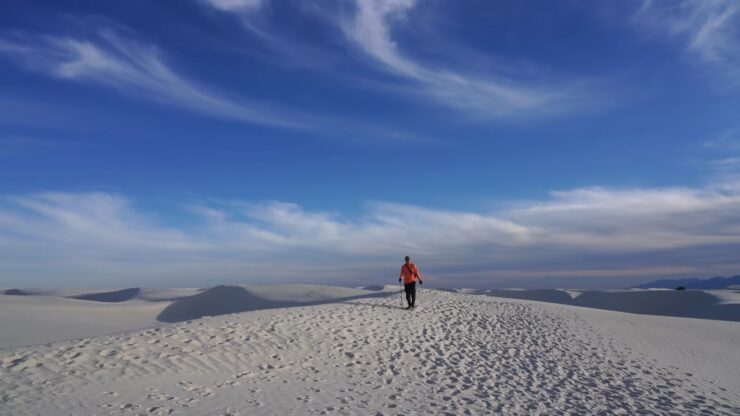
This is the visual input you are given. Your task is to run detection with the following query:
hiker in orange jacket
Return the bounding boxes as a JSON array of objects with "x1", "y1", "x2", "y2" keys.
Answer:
[{"x1": 399, "y1": 256, "x2": 423, "y2": 309}]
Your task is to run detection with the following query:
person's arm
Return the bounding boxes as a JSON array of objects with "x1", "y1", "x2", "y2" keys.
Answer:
[
  {"x1": 399, "y1": 267, "x2": 403, "y2": 283},
  {"x1": 415, "y1": 265, "x2": 423, "y2": 284}
]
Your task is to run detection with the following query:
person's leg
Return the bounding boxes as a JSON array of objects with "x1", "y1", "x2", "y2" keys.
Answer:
[
  {"x1": 404, "y1": 283, "x2": 412, "y2": 307},
  {"x1": 410, "y1": 282, "x2": 416, "y2": 307}
]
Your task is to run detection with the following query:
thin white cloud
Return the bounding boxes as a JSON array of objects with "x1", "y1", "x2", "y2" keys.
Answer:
[
  {"x1": 511, "y1": 185, "x2": 740, "y2": 250},
  {"x1": 2, "y1": 182, "x2": 740, "y2": 287},
  {"x1": 3, "y1": 192, "x2": 198, "y2": 250},
  {"x1": 0, "y1": 136, "x2": 83, "y2": 156},
  {"x1": 635, "y1": 0, "x2": 740, "y2": 88},
  {"x1": 709, "y1": 157, "x2": 740, "y2": 171},
  {"x1": 341, "y1": 0, "x2": 603, "y2": 119},
  {"x1": 0, "y1": 29, "x2": 312, "y2": 129},
  {"x1": 705, "y1": 128, "x2": 740, "y2": 151},
  {"x1": 704, "y1": 128, "x2": 740, "y2": 176},
  {"x1": 197, "y1": 0, "x2": 607, "y2": 120},
  {"x1": 0, "y1": 26, "x2": 428, "y2": 141},
  {"x1": 200, "y1": 0, "x2": 264, "y2": 13}
]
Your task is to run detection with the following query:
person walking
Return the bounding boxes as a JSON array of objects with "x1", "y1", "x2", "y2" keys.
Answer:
[{"x1": 399, "y1": 256, "x2": 423, "y2": 309}]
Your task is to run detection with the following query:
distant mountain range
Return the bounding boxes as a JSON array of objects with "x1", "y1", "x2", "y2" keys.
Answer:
[{"x1": 633, "y1": 275, "x2": 740, "y2": 290}]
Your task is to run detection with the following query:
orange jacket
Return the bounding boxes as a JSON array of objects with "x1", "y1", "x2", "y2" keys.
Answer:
[{"x1": 400, "y1": 263, "x2": 421, "y2": 284}]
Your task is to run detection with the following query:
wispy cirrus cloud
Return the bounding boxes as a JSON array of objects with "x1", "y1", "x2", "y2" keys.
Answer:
[
  {"x1": 2, "y1": 182, "x2": 740, "y2": 288},
  {"x1": 0, "y1": 29, "x2": 312, "y2": 129},
  {"x1": 705, "y1": 128, "x2": 740, "y2": 151},
  {"x1": 0, "y1": 25, "x2": 429, "y2": 141},
  {"x1": 198, "y1": 0, "x2": 608, "y2": 120},
  {"x1": 704, "y1": 128, "x2": 740, "y2": 176},
  {"x1": 635, "y1": 0, "x2": 740, "y2": 88},
  {"x1": 709, "y1": 157, "x2": 740, "y2": 171},
  {"x1": 341, "y1": 0, "x2": 604, "y2": 119},
  {"x1": 200, "y1": 0, "x2": 264, "y2": 13},
  {"x1": 0, "y1": 136, "x2": 84, "y2": 156}
]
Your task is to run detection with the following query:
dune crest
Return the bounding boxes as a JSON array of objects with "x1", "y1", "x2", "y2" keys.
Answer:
[
  {"x1": 70, "y1": 288, "x2": 142, "y2": 302},
  {"x1": 481, "y1": 288, "x2": 740, "y2": 322},
  {"x1": 157, "y1": 285, "x2": 392, "y2": 322}
]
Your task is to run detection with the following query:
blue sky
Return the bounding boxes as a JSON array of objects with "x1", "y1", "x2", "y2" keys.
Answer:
[{"x1": 1, "y1": 0, "x2": 740, "y2": 288}]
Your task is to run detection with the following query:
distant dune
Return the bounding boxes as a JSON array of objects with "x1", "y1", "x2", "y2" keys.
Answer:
[
  {"x1": 157, "y1": 284, "x2": 390, "y2": 322},
  {"x1": 476, "y1": 288, "x2": 740, "y2": 322},
  {"x1": 0, "y1": 284, "x2": 396, "y2": 348},
  {"x1": 70, "y1": 288, "x2": 142, "y2": 302},
  {"x1": 488, "y1": 289, "x2": 574, "y2": 304},
  {"x1": 634, "y1": 275, "x2": 740, "y2": 290}
]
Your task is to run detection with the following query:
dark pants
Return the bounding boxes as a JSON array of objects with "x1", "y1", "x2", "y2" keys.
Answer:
[{"x1": 404, "y1": 282, "x2": 416, "y2": 307}]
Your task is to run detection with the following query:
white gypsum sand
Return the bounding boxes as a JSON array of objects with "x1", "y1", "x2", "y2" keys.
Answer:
[
  {"x1": 0, "y1": 286, "x2": 738, "y2": 415},
  {"x1": 0, "y1": 288, "x2": 203, "y2": 349}
]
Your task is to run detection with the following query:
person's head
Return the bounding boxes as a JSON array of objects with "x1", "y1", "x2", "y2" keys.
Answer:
[{"x1": 404, "y1": 256, "x2": 410, "y2": 264}]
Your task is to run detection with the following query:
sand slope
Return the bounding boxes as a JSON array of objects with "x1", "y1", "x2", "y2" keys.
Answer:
[
  {"x1": 1, "y1": 289, "x2": 738, "y2": 415},
  {"x1": 0, "y1": 295, "x2": 166, "y2": 349},
  {"x1": 0, "y1": 285, "x2": 385, "y2": 348}
]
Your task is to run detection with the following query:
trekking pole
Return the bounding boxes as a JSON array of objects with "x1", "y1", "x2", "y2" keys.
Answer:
[{"x1": 399, "y1": 280, "x2": 404, "y2": 307}]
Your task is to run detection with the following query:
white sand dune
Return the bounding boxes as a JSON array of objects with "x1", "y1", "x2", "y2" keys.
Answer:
[
  {"x1": 70, "y1": 288, "x2": 144, "y2": 302},
  {"x1": 157, "y1": 284, "x2": 391, "y2": 322},
  {"x1": 2, "y1": 287, "x2": 203, "y2": 300},
  {"x1": 0, "y1": 285, "x2": 388, "y2": 348},
  {"x1": 477, "y1": 288, "x2": 740, "y2": 322},
  {"x1": 489, "y1": 288, "x2": 575, "y2": 304},
  {"x1": 0, "y1": 294, "x2": 165, "y2": 349},
  {"x1": 1, "y1": 286, "x2": 739, "y2": 415},
  {"x1": 0, "y1": 287, "x2": 207, "y2": 349}
]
